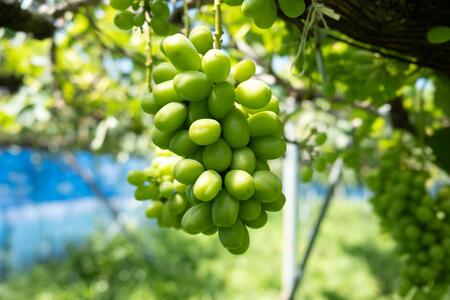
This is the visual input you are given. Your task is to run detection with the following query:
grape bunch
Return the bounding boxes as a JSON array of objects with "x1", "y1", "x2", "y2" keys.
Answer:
[
  {"x1": 367, "y1": 148, "x2": 450, "y2": 299},
  {"x1": 110, "y1": 0, "x2": 170, "y2": 35},
  {"x1": 297, "y1": 129, "x2": 330, "y2": 182},
  {"x1": 224, "y1": 0, "x2": 306, "y2": 29},
  {"x1": 135, "y1": 26, "x2": 287, "y2": 254},
  {"x1": 127, "y1": 152, "x2": 190, "y2": 228}
]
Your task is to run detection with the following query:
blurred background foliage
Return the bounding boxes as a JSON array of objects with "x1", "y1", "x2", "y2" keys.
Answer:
[
  {"x1": 0, "y1": 201, "x2": 402, "y2": 300},
  {"x1": 1, "y1": 0, "x2": 450, "y2": 299}
]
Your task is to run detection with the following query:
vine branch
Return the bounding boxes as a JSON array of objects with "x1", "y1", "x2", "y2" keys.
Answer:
[
  {"x1": 213, "y1": 0, "x2": 222, "y2": 49},
  {"x1": 183, "y1": 0, "x2": 190, "y2": 35}
]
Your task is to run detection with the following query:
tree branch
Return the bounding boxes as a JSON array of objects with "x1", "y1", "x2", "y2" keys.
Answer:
[
  {"x1": 0, "y1": 0, "x2": 100, "y2": 39},
  {"x1": 0, "y1": 0, "x2": 55, "y2": 39}
]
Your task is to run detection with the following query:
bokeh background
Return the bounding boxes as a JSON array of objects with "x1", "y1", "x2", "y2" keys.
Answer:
[
  {"x1": 0, "y1": 147, "x2": 400, "y2": 300},
  {"x1": 2, "y1": 0, "x2": 443, "y2": 299}
]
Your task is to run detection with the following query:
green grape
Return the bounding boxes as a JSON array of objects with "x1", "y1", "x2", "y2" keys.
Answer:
[
  {"x1": 219, "y1": 219, "x2": 248, "y2": 250},
  {"x1": 189, "y1": 148, "x2": 204, "y2": 163},
  {"x1": 185, "y1": 185, "x2": 201, "y2": 206},
  {"x1": 114, "y1": 12, "x2": 134, "y2": 30},
  {"x1": 202, "y1": 49, "x2": 231, "y2": 82},
  {"x1": 150, "y1": 17, "x2": 170, "y2": 36},
  {"x1": 193, "y1": 170, "x2": 222, "y2": 201},
  {"x1": 202, "y1": 226, "x2": 218, "y2": 236},
  {"x1": 150, "y1": 0, "x2": 170, "y2": 17},
  {"x1": 127, "y1": 170, "x2": 147, "y2": 186},
  {"x1": 110, "y1": 0, "x2": 133, "y2": 11},
  {"x1": 221, "y1": 108, "x2": 250, "y2": 148},
  {"x1": 255, "y1": 158, "x2": 270, "y2": 171},
  {"x1": 208, "y1": 82, "x2": 235, "y2": 119},
  {"x1": 300, "y1": 166, "x2": 313, "y2": 182},
  {"x1": 233, "y1": 59, "x2": 256, "y2": 83},
  {"x1": 135, "y1": 185, "x2": 159, "y2": 200},
  {"x1": 187, "y1": 100, "x2": 211, "y2": 124},
  {"x1": 262, "y1": 194, "x2": 286, "y2": 212},
  {"x1": 429, "y1": 245, "x2": 445, "y2": 261},
  {"x1": 173, "y1": 159, "x2": 205, "y2": 185},
  {"x1": 314, "y1": 132, "x2": 328, "y2": 145},
  {"x1": 249, "y1": 136, "x2": 286, "y2": 160},
  {"x1": 150, "y1": 127, "x2": 173, "y2": 149},
  {"x1": 212, "y1": 190, "x2": 240, "y2": 227},
  {"x1": 173, "y1": 180, "x2": 187, "y2": 193},
  {"x1": 145, "y1": 201, "x2": 164, "y2": 218},
  {"x1": 188, "y1": 26, "x2": 213, "y2": 55},
  {"x1": 279, "y1": 0, "x2": 305, "y2": 18},
  {"x1": 141, "y1": 94, "x2": 161, "y2": 115},
  {"x1": 224, "y1": 170, "x2": 255, "y2": 200},
  {"x1": 202, "y1": 139, "x2": 232, "y2": 172},
  {"x1": 405, "y1": 225, "x2": 421, "y2": 240},
  {"x1": 228, "y1": 229, "x2": 250, "y2": 255},
  {"x1": 239, "y1": 198, "x2": 261, "y2": 220},
  {"x1": 162, "y1": 33, "x2": 202, "y2": 71},
  {"x1": 152, "y1": 62, "x2": 179, "y2": 84},
  {"x1": 167, "y1": 193, "x2": 187, "y2": 214},
  {"x1": 415, "y1": 206, "x2": 434, "y2": 223},
  {"x1": 230, "y1": 147, "x2": 256, "y2": 174},
  {"x1": 181, "y1": 203, "x2": 213, "y2": 234},
  {"x1": 169, "y1": 130, "x2": 198, "y2": 156},
  {"x1": 131, "y1": 2, "x2": 140, "y2": 11},
  {"x1": 244, "y1": 95, "x2": 280, "y2": 114},
  {"x1": 154, "y1": 102, "x2": 187, "y2": 132},
  {"x1": 189, "y1": 118, "x2": 221, "y2": 145},
  {"x1": 236, "y1": 79, "x2": 271, "y2": 109},
  {"x1": 244, "y1": 210, "x2": 267, "y2": 229},
  {"x1": 158, "y1": 203, "x2": 178, "y2": 227},
  {"x1": 159, "y1": 181, "x2": 174, "y2": 199},
  {"x1": 242, "y1": 0, "x2": 277, "y2": 28},
  {"x1": 252, "y1": 170, "x2": 282, "y2": 202},
  {"x1": 248, "y1": 111, "x2": 283, "y2": 137},
  {"x1": 152, "y1": 80, "x2": 182, "y2": 106},
  {"x1": 133, "y1": 12, "x2": 145, "y2": 27},
  {"x1": 314, "y1": 157, "x2": 327, "y2": 172},
  {"x1": 173, "y1": 71, "x2": 213, "y2": 101}
]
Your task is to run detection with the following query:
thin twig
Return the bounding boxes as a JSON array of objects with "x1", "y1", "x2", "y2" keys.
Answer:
[
  {"x1": 183, "y1": 0, "x2": 190, "y2": 35},
  {"x1": 144, "y1": 0, "x2": 153, "y2": 92},
  {"x1": 213, "y1": 0, "x2": 222, "y2": 49}
]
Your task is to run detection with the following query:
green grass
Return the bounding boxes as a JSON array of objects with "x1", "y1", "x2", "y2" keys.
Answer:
[{"x1": 0, "y1": 200, "x2": 403, "y2": 300}]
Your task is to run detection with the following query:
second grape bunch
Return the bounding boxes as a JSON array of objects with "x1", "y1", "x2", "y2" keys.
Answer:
[{"x1": 132, "y1": 25, "x2": 287, "y2": 254}]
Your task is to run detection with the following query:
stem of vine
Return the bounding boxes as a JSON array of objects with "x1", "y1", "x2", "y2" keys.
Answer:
[
  {"x1": 213, "y1": 0, "x2": 222, "y2": 49},
  {"x1": 183, "y1": 0, "x2": 190, "y2": 35},
  {"x1": 144, "y1": 0, "x2": 152, "y2": 92}
]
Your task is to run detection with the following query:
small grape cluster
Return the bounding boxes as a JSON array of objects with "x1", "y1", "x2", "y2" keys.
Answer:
[
  {"x1": 128, "y1": 152, "x2": 191, "y2": 228},
  {"x1": 298, "y1": 129, "x2": 331, "y2": 182},
  {"x1": 132, "y1": 26, "x2": 287, "y2": 254},
  {"x1": 110, "y1": 0, "x2": 170, "y2": 35},
  {"x1": 367, "y1": 148, "x2": 450, "y2": 299},
  {"x1": 224, "y1": 0, "x2": 305, "y2": 29}
]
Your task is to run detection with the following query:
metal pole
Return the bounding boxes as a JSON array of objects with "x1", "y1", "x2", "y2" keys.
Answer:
[
  {"x1": 281, "y1": 96, "x2": 299, "y2": 299},
  {"x1": 288, "y1": 159, "x2": 343, "y2": 300}
]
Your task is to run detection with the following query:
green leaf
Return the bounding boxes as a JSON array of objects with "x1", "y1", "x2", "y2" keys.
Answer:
[
  {"x1": 428, "y1": 127, "x2": 450, "y2": 173},
  {"x1": 427, "y1": 26, "x2": 450, "y2": 44}
]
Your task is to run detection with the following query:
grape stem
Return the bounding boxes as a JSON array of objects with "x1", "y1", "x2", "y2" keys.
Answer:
[
  {"x1": 183, "y1": 0, "x2": 190, "y2": 35},
  {"x1": 144, "y1": 0, "x2": 153, "y2": 92},
  {"x1": 213, "y1": 0, "x2": 222, "y2": 49}
]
